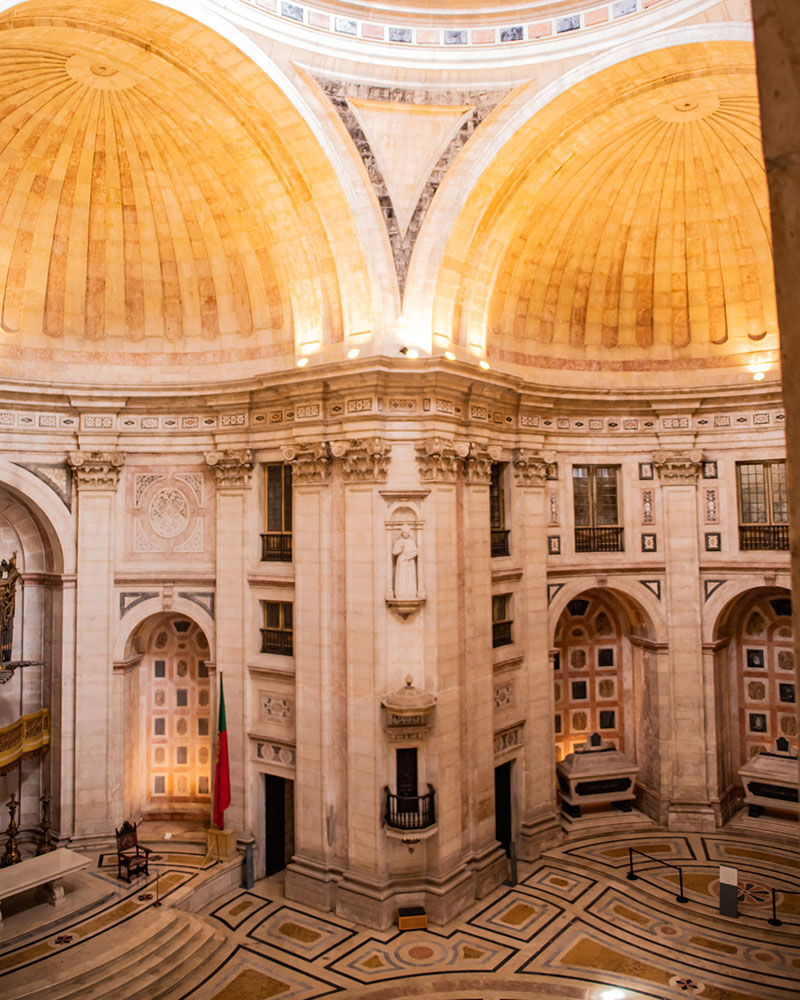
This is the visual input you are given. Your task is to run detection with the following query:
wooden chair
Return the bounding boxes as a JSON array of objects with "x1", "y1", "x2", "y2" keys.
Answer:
[{"x1": 115, "y1": 821, "x2": 151, "y2": 883}]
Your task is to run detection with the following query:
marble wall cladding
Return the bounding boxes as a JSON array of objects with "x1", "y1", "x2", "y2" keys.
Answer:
[{"x1": 124, "y1": 467, "x2": 212, "y2": 562}]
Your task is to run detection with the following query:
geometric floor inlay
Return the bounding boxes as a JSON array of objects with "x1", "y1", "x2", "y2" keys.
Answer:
[
  {"x1": 248, "y1": 905, "x2": 356, "y2": 960},
  {"x1": 467, "y1": 890, "x2": 563, "y2": 941}
]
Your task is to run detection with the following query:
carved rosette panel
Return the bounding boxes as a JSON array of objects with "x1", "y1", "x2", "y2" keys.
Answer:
[
  {"x1": 68, "y1": 451, "x2": 124, "y2": 491},
  {"x1": 331, "y1": 438, "x2": 391, "y2": 481},
  {"x1": 414, "y1": 437, "x2": 470, "y2": 482},
  {"x1": 512, "y1": 449, "x2": 555, "y2": 486},
  {"x1": 282, "y1": 442, "x2": 332, "y2": 484},
  {"x1": 127, "y1": 469, "x2": 209, "y2": 558},
  {"x1": 465, "y1": 443, "x2": 503, "y2": 484},
  {"x1": 204, "y1": 449, "x2": 254, "y2": 488},
  {"x1": 653, "y1": 450, "x2": 703, "y2": 485}
]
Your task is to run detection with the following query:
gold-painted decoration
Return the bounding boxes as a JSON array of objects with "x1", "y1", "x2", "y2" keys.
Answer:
[
  {"x1": 0, "y1": 709, "x2": 51, "y2": 777},
  {"x1": 1, "y1": 793, "x2": 21, "y2": 867},
  {"x1": 0, "y1": 552, "x2": 19, "y2": 664}
]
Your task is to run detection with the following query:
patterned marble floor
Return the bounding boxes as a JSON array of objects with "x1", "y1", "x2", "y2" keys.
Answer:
[
  {"x1": 186, "y1": 830, "x2": 800, "y2": 1000},
  {"x1": 1, "y1": 829, "x2": 798, "y2": 999}
]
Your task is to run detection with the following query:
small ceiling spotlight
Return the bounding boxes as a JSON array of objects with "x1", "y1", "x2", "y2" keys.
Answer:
[
  {"x1": 753, "y1": 371, "x2": 766, "y2": 381},
  {"x1": 399, "y1": 346, "x2": 419, "y2": 359},
  {"x1": 296, "y1": 357, "x2": 309, "y2": 368},
  {"x1": 347, "y1": 348, "x2": 360, "y2": 359},
  {"x1": 600, "y1": 990, "x2": 626, "y2": 1000},
  {"x1": 444, "y1": 351, "x2": 456, "y2": 361},
  {"x1": 479, "y1": 359, "x2": 490, "y2": 370}
]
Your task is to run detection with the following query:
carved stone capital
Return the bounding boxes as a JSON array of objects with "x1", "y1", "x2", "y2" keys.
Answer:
[
  {"x1": 512, "y1": 449, "x2": 555, "y2": 487},
  {"x1": 414, "y1": 437, "x2": 470, "y2": 482},
  {"x1": 464, "y1": 442, "x2": 504, "y2": 484},
  {"x1": 653, "y1": 450, "x2": 703, "y2": 485},
  {"x1": 331, "y1": 438, "x2": 391, "y2": 481},
  {"x1": 68, "y1": 451, "x2": 124, "y2": 491},
  {"x1": 282, "y1": 442, "x2": 332, "y2": 484},
  {"x1": 204, "y1": 449, "x2": 254, "y2": 488}
]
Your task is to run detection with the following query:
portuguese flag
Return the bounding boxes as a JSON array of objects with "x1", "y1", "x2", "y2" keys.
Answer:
[{"x1": 213, "y1": 674, "x2": 231, "y2": 830}]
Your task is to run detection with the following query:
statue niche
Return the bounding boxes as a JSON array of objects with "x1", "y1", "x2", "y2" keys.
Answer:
[{"x1": 385, "y1": 504, "x2": 425, "y2": 620}]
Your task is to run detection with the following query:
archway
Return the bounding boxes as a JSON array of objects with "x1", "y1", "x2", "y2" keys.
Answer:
[
  {"x1": 122, "y1": 613, "x2": 212, "y2": 822},
  {"x1": 712, "y1": 587, "x2": 795, "y2": 818}
]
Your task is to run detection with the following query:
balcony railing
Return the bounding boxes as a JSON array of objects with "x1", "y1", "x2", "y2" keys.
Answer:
[
  {"x1": 574, "y1": 526, "x2": 624, "y2": 553},
  {"x1": 739, "y1": 524, "x2": 790, "y2": 551},
  {"x1": 384, "y1": 784, "x2": 436, "y2": 831},
  {"x1": 490, "y1": 529, "x2": 510, "y2": 557},
  {"x1": 261, "y1": 533, "x2": 292, "y2": 562},
  {"x1": 260, "y1": 628, "x2": 293, "y2": 656},
  {"x1": 492, "y1": 621, "x2": 513, "y2": 648}
]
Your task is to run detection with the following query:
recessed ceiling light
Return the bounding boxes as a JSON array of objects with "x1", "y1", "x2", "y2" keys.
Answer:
[
  {"x1": 347, "y1": 348, "x2": 360, "y2": 359},
  {"x1": 753, "y1": 371, "x2": 765, "y2": 381},
  {"x1": 444, "y1": 351, "x2": 455, "y2": 360},
  {"x1": 479, "y1": 359, "x2": 490, "y2": 369},
  {"x1": 296, "y1": 357, "x2": 309, "y2": 368}
]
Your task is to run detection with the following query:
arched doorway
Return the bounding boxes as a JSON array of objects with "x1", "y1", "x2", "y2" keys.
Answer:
[
  {"x1": 123, "y1": 614, "x2": 212, "y2": 821},
  {"x1": 713, "y1": 588, "x2": 795, "y2": 813}
]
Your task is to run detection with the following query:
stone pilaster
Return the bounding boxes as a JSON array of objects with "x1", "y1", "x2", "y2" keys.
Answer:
[
  {"x1": 283, "y1": 441, "x2": 343, "y2": 913},
  {"x1": 654, "y1": 450, "x2": 716, "y2": 830},
  {"x1": 205, "y1": 449, "x2": 253, "y2": 834},
  {"x1": 67, "y1": 451, "x2": 124, "y2": 843},
  {"x1": 512, "y1": 451, "x2": 562, "y2": 857}
]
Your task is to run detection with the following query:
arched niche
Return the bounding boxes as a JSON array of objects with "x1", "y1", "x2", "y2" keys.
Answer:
[
  {"x1": 710, "y1": 586, "x2": 794, "y2": 822},
  {"x1": 550, "y1": 583, "x2": 666, "y2": 822},
  {"x1": 119, "y1": 611, "x2": 213, "y2": 823}
]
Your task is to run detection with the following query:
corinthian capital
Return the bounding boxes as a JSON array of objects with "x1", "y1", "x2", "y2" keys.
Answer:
[
  {"x1": 204, "y1": 449, "x2": 254, "y2": 488},
  {"x1": 331, "y1": 438, "x2": 391, "y2": 482},
  {"x1": 282, "y1": 442, "x2": 332, "y2": 484},
  {"x1": 464, "y1": 442, "x2": 504, "y2": 484},
  {"x1": 414, "y1": 437, "x2": 470, "y2": 482},
  {"x1": 68, "y1": 451, "x2": 124, "y2": 491},
  {"x1": 653, "y1": 450, "x2": 703, "y2": 485},
  {"x1": 512, "y1": 449, "x2": 555, "y2": 487}
]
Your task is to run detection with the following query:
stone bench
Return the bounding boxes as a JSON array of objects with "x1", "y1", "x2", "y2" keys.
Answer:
[{"x1": 0, "y1": 848, "x2": 91, "y2": 923}]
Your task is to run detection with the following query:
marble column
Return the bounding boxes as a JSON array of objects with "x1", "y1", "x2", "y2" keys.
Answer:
[
  {"x1": 205, "y1": 449, "x2": 254, "y2": 835},
  {"x1": 67, "y1": 450, "x2": 123, "y2": 843},
  {"x1": 512, "y1": 450, "x2": 563, "y2": 857},
  {"x1": 655, "y1": 450, "x2": 717, "y2": 831}
]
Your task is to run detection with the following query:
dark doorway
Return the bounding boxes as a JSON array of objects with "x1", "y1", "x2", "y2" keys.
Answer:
[
  {"x1": 265, "y1": 774, "x2": 294, "y2": 876},
  {"x1": 494, "y1": 761, "x2": 512, "y2": 856}
]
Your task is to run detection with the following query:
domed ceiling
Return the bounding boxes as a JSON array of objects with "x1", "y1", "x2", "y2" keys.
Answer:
[
  {"x1": 314, "y1": 0, "x2": 597, "y2": 25},
  {"x1": 436, "y1": 42, "x2": 778, "y2": 377},
  {"x1": 0, "y1": 1, "x2": 369, "y2": 385}
]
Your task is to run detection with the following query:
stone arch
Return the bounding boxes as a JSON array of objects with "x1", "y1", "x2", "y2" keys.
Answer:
[
  {"x1": 549, "y1": 576, "x2": 664, "y2": 643},
  {"x1": 114, "y1": 596, "x2": 216, "y2": 665},
  {"x1": 707, "y1": 583, "x2": 794, "y2": 822},
  {"x1": 117, "y1": 608, "x2": 214, "y2": 822}
]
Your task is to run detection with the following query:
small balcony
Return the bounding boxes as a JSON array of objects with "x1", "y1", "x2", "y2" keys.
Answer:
[
  {"x1": 261, "y1": 533, "x2": 292, "y2": 562},
  {"x1": 492, "y1": 621, "x2": 513, "y2": 648},
  {"x1": 574, "y1": 526, "x2": 624, "y2": 553},
  {"x1": 260, "y1": 628, "x2": 293, "y2": 656},
  {"x1": 739, "y1": 524, "x2": 790, "y2": 551},
  {"x1": 384, "y1": 784, "x2": 436, "y2": 831},
  {"x1": 490, "y1": 529, "x2": 510, "y2": 557}
]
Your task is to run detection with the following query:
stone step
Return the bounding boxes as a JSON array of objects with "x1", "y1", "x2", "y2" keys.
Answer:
[{"x1": 4, "y1": 907, "x2": 228, "y2": 1000}]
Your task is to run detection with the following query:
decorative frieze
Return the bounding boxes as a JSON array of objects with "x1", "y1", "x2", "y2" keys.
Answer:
[
  {"x1": 68, "y1": 451, "x2": 124, "y2": 490},
  {"x1": 512, "y1": 449, "x2": 555, "y2": 486},
  {"x1": 282, "y1": 442, "x2": 332, "y2": 484},
  {"x1": 464, "y1": 442, "x2": 503, "y2": 484},
  {"x1": 414, "y1": 437, "x2": 469, "y2": 481},
  {"x1": 331, "y1": 438, "x2": 391, "y2": 481},
  {"x1": 204, "y1": 449, "x2": 254, "y2": 488},
  {"x1": 653, "y1": 450, "x2": 703, "y2": 485}
]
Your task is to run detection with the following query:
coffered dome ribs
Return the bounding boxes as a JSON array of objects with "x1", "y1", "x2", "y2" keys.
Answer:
[
  {"x1": 0, "y1": 1, "x2": 370, "y2": 380},
  {"x1": 437, "y1": 43, "x2": 777, "y2": 371}
]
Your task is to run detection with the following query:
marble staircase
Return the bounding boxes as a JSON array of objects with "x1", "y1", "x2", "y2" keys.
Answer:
[{"x1": 4, "y1": 907, "x2": 230, "y2": 1000}]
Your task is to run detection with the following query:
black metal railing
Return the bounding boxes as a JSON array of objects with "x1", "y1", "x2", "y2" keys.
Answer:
[
  {"x1": 260, "y1": 628, "x2": 293, "y2": 656},
  {"x1": 574, "y1": 526, "x2": 624, "y2": 553},
  {"x1": 384, "y1": 784, "x2": 436, "y2": 831},
  {"x1": 261, "y1": 533, "x2": 292, "y2": 561},
  {"x1": 627, "y1": 847, "x2": 688, "y2": 903},
  {"x1": 491, "y1": 529, "x2": 510, "y2": 558},
  {"x1": 767, "y1": 886, "x2": 800, "y2": 926},
  {"x1": 739, "y1": 524, "x2": 789, "y2": 551},
  {"x1": 492, "y1": 621, "x2": 513, "y2": 648}
]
